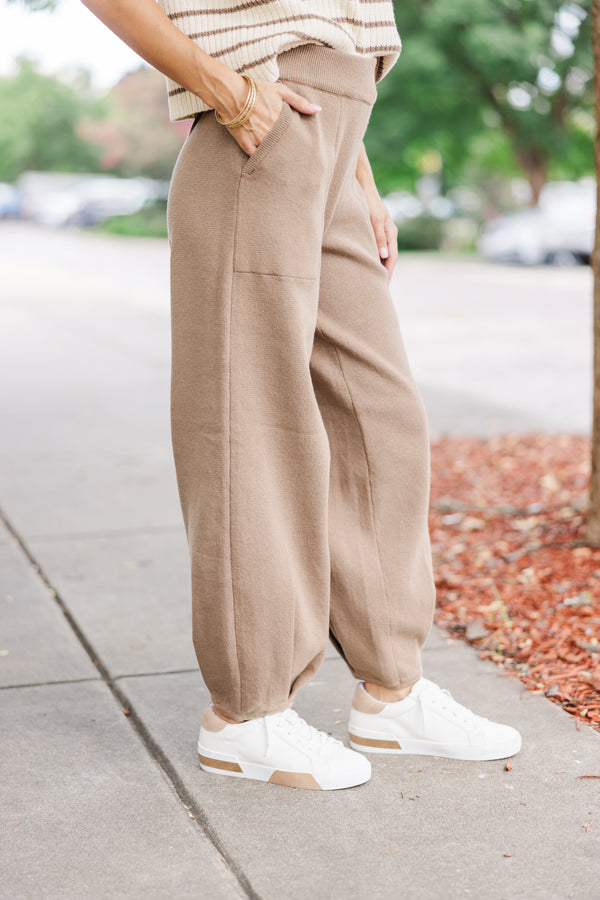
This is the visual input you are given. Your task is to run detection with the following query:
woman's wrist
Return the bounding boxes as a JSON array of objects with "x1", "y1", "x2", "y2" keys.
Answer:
[
  {"x1": 188, "y1": 49, "x2": 248, "y2": 118},
  {"x1": 356, "y1": 167, "x2": 379, "y2": 201}
]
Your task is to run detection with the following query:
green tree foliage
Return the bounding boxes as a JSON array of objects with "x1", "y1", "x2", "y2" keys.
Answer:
[
  {"x1": 0, "y1": 59, "x2": 186, "y2": 183},
  {"x1": 8, "y1": 0, "x2": 594, "y2": 199},
  {"x1": 79, "y1": 67, "x2": 187, "y2": 180},
  {"x1": 0, "y1": 57, "x2": 101, "y2": 181},
  {"x1": 367, "y1": 0, "x2": 594, "y2": 198}
]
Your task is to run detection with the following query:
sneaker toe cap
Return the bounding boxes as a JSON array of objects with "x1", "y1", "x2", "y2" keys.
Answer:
[
  {"x1": 318, "y1": 746, "x2": 371, "y2": 789},
  {"x1": 485, "y1": 720, "x2": 522, "y2": 755},
  {"x1": 350, "y1": 748, "x2": 372, "y2": 779}
]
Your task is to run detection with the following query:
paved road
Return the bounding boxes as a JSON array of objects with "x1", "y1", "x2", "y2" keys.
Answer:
[
  {"x1": 1, "y1": 222, "x2": 598, "y2": 899},
  {"x1": 1, "y1": 221, "x2": 592, "y2": 437},
  {"x1": 397, "y1": 254, "x2": 592, "y2": 436}
]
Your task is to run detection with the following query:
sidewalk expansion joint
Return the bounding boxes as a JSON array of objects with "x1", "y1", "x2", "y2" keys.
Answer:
[
  {"x1": 0, "y1": 676, "x2": 101, "y2": 691},
  {"x1": 0, "y1": 505, "x2": 259, "y2": 900},
  {"x1": 24, "y1": 524, "x2": 185, "y2": 543},
  {"x1": 114, "y1": 668, "x2": 199, "y2": 681}
]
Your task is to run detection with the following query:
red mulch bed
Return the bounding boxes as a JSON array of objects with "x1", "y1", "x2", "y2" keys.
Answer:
[{"x1": 429, "y1": 433, "x2": 600, "y2": 732}]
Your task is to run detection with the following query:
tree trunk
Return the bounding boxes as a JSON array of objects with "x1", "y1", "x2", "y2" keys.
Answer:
[
  {"x1": 514, "y1": 146, "x2": 548, "y2": 206},
  {"x1": 586, "y1": 0, "x2": 600, "y2": 544}
]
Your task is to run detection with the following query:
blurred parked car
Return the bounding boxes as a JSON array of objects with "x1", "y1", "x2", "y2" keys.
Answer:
[
  {"x1": 17, "y1": 171, "x2": 168, "y2": 228},
  {"x1": 477, "y1": 179, "x2": 595, "y2": 266},
  {"x1": 383, "y1": 189, "x2": 460, "y2": 251},
  {"x1": 0, "y1": 183, "x2": 22, "y2": 218}
]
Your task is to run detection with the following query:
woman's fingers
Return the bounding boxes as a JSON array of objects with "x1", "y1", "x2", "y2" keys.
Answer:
[
  {"x1": 369, "y1": 203, "x2": 398, "y2": 283},
  {"x1": 371, "y1": 210, "x2": 388, "y2": 260},
  {"x1": 279, "y1": 86, "x2": 321, "y2": 114},
  {"x1": 228, "y1": 82, "x2": 321, "y2": 155},
  {"x1": 383, "y1": 215, "x2": 398, "y2": 282}
]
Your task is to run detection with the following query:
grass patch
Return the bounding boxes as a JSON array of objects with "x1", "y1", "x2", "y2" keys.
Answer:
[{"x1": 96, "y1": 200, "x2": 168, "y2": 238}]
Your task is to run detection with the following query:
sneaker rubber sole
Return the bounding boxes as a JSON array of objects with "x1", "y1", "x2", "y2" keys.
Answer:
[
  {"x1": 198, "y1": 743, "x2": 371, "y2": 790},
  {"x1": 348, "y1": 729, "x2": 521, "y2": 761}
]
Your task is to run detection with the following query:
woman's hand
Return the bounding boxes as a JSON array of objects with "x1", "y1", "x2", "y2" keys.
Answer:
[
  {"x1": 79, "y1": 0, "x2": 321, "y2": 156},
  {"x1": 355, "y1": 143, "x2": 398, "y2": 283},
  {"x1": 214, "y1": 74, "x2": 321, "y2": 157}
]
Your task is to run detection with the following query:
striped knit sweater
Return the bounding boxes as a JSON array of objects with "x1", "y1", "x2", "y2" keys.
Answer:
[{"x1": 157, "y1": 0, "x2": 402, "y2": 121}]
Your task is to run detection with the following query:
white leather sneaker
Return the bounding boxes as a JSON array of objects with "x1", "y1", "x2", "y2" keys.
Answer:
[
  {"x1": 198, "y1": 702, "x2": 371, "y2": 790},
  {"x1": 348, "y1": 678, "x2": 522, "y2": 761}
]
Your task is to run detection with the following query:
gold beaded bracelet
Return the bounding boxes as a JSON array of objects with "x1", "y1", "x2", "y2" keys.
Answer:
[{"x1": 214, "y1": 74, "x2": 258, "y2": 128}]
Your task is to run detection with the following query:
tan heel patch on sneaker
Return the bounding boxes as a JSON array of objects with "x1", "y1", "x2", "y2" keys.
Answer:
[
  {"x1": 352, "y1": 683, "x2": 388, "y2": 714},
  {"x1": 201, "y1": 704, "x2": 230, "y2": 732},
  {"x1": 349, "y1": 732, "x2": 402, "y2": 750},
  {"x1": 199, "y1": 753, "x2": 243, "y2": 772},
  {"x1": 268, "y1": 770, "x2": 323, "y2": 790}
]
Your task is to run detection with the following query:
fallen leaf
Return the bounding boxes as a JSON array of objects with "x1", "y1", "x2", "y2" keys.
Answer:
[
  {"x1": 430, "y1": 434, "x2": 600, "y2": 736},
  {"x1": 540, "y1": 473, "x2": 560, "y2": 492},
  {"x1": 460, "y1": 516, "x2": 486, "y2": 532}
]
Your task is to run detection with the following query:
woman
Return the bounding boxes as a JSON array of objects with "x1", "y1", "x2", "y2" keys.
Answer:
[{"x1": 82, "y1": 0, "x2": 521, "y2": 791}]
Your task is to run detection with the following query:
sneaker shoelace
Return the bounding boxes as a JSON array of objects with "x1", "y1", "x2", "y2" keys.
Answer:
[
  {"x1": 421, "y1": 679, "x2": 488, "y2": 728},
  {"x1": 265, "y1": 707, "x2": 342, "y2": 756}
]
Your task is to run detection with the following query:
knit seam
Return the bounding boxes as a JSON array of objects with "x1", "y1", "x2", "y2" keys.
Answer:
[
  {"x1": 315, "y1": 328, "x2": 401, "y2": 689},
  {"x1": 321, "y1": 95, "x2": 344, "y2": 241},
  {"x1": 233, "y1": 271, "x2": 318, "y2": 280},
  {"x1": 228, "y1": 168, "x2": 246, "y2": 718}
]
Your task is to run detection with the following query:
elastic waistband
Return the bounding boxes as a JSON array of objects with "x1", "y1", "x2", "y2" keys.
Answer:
[{"x1": 275, "y1": 43, "x2": 378, "y2": 105}]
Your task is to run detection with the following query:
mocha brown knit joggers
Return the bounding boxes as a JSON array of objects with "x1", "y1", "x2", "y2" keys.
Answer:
[{"x1": 167, "y1": 43, "x2": 436, "y2": 722}]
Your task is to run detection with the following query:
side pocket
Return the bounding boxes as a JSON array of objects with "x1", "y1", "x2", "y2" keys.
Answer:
[
  {"x1": 188, "y1": 113, "x2": 202, "y2": 135},
  {"x1": 240, "y1": 101, "x2": 294, "y2": 177},
  {"x1": 233, "y1": 94, "x2": 331, "y2": 278}
]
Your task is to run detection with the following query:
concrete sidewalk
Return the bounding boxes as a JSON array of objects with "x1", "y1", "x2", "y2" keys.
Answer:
[{"x1": 1, "y1": 223, "x2": 598, "y2": 899}]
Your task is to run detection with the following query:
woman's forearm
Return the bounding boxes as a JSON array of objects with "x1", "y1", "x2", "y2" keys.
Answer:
[
  {"x1": 355, "y1": 142, "x2": 377, "y2": 190},
  {"x1": 354, "y1": 140, "x2": 398, "y2": 278},
  {"x1": 79, "y1": 0, "x2": 246, "y2": 118}
]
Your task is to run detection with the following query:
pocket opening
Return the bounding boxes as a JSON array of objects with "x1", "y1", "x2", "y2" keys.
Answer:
[{"x1": 241, "y1": 101, "x2": 294, "y2": 176}]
